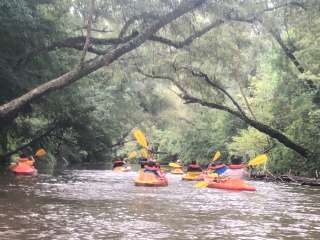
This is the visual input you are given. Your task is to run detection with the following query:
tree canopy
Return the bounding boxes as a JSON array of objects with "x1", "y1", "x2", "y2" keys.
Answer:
[{"x1": 0, "y1": 0, "x2": 319, "y2": 176}]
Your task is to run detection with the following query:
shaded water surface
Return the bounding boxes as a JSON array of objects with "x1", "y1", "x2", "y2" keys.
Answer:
[{"x1": 0, "y1": 170, "x2": 320, "y2": 239}]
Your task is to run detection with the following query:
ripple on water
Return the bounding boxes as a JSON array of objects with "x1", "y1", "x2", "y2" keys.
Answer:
[{"x1": 0, "y1": 170, "x2": 320, "y2": 240}]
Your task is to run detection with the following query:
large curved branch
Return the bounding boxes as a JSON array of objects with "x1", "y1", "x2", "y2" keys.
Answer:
[
  {"x1": 1, "y1": 0, "x2": 207, "y2": 122},
  {"x1": 184, "y1": 67, "x2": 247, "y2": 117},
  {"x1": 184, "y1": 95, "x2": 309, "y2": 158},
  {"x1": 19, "y1": 31, "x2": 139, "y2": 64},
  {"x1": 137, "y1": 69, "x2": 310, "y2": 158}
]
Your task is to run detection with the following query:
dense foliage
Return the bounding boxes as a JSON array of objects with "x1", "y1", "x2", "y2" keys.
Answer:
[{"x1": 0, "y1": 0, "x2": 319, "y2": 176}]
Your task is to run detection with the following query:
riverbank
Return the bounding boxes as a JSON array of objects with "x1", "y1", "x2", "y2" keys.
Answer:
[{"x1": 251, "y1": 173, "x2": 320, "y2": 187}]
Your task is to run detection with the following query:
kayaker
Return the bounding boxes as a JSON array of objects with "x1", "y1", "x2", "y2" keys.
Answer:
[
  {"x1": 112, "y1": 159, "x2": 124, "y2": 169},
  {"x1": 18, "y1": 154, "x2": 35, "y2": 166},
  {"x1": 208, "y1": 160, "x2": 228, "y2": 175},
  {"x1": 186, "y1": 160, "x2": 202, "y2": 172},
  {"x1": 176, "y1": 159, "x2": 182, "y2": 166},
  {"x1": 138, "y1": 157, "x2": 148, "y2": 169},
  {"x1": 222, "y1": 155, "x2": 248, "y2": 179},
  {"x1": 144, "y1": 160, "x2": 161, "y2": 177}
]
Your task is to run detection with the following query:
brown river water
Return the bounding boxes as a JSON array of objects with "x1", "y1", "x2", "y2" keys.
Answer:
[{"x1": 0, "y1": 170, "x2": 320, "y2": 240}]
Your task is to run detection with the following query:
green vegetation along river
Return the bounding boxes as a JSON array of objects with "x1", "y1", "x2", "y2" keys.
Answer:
[{"x1": 1, "y1": 170, "x2": 320, "y2": 240}]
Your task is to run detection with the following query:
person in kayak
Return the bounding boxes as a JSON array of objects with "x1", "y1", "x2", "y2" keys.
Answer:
[
  {"x1": 176, "y1": 159, "x2": 183, "y2": 166},
  {"x1": 144, "y1": 160, "x2": 161, "y2": 177},
  {"x1": 112, "y1": 159, "x2": 125, "y2": 169},
  {"x1": 18, "y1": 154, "x2": 35, "y2": 166},
  {"x1": 222, "y1": 155, "x2": 248, "y2": 179},
  {"x1": 207, "y1": 160, "x2": 228, "y2": 175},
  {"x1": 187, "y1": 160, "x2": 202, "y2": 172}
]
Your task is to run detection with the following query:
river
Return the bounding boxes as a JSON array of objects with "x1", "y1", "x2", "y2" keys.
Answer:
[{"x1": 0, "y1": 170, "x2": 320, "y2": 240}]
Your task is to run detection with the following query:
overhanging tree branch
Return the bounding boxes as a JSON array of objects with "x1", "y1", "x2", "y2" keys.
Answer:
[
  {"x1": 0, "y1": 123, "x2": 58, "y2": 159},
  {"x1": 137, "y1": 68, "x2": 310, "y2": 158},
  {"x1": 1, "y1": 0, "x2": 207, "y2": 123}
]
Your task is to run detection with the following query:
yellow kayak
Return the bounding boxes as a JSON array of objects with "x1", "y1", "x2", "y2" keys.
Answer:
[
  {"x1": 134, "y1": 171, "x2": 168, "y2": 187},
  {"x1": 171, "y1": 168, "x2": 184, "y2": 174},
  {"x1": 182, "y1": 172, "x2": 203, "y2": 181}
]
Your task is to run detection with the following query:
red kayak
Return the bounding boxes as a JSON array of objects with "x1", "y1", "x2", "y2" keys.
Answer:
[
  {"x1": 10, "y1": 162, "x2": 37, "y2": 176},
  {"x1": 207, "y1": 178, "x2": 256, "y2": 191}
]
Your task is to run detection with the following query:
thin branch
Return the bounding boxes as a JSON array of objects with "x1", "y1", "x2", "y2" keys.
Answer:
[
  {"x1": 149, "y1": 19, "x2": 225, "y2": 48},
  {"x1": 184, "y1": 67, "x2": 247, "y2": 117},
  {"x1": 79, "y1": 0, "x2": 95, "y2": 66},
  {"x1": 0, "y1": 124, "x2": 58, "y2": 158},
  {"x1": 119, "y1": 12, "x2": 159, "y2": 38}
]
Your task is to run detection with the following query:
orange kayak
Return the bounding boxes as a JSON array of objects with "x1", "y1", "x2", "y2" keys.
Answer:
[
  {"x1": 10, "y1": 162, "x2": 37, "y2": 175},
  {"x1": 134, "y1": 171, "x2": 168, "y2": 187},
  {"x1": 182, "y1": 172, "x2": 203, "y2": 181},
  {"x1": 207, "y1": 178, "x2": 256, "y2": 191},
  {"x1": 170, "y1": 168, "x2": 184, "y2": 174}
]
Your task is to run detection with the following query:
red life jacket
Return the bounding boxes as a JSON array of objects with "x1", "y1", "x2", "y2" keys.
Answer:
[
  {"x1": 19, "y1": 157, "x2": 30, "y2": 162},
  {"x1": 211, "y1": 164, "x2": 226, "y2": 170},
  {"x1": 145, "y1": 166, "x2": 158, "y2": 171},
  {"x1": 189, "y1": 164, "x2": 200, "y2": 169},
  {"x1": 228, "y1": 164, "x2": 245, "y2": 169}
]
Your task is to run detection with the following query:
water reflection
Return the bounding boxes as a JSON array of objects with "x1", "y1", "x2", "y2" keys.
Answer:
[{"x1": 0, "y1": 170, "x2": 319, "y2": 240}]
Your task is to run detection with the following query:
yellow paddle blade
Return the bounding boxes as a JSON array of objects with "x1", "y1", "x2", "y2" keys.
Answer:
[
  {"x1": 169, "y1": 162, "x2": 180, "y2": 168},
  {"x1": 248, "y1": 154, "x2": 268, "y2": 166},
  {"x1": 128, "y1": 151, "x2": 137, "y2": 159},
  {"x1": 132, "y1": 129, "x2": 148, "y2": 148},
  {"x1": 140, "y1": 148, "x2": 150, "y2": 158},
  {"x1": 208, "y1": 173, "x2": 218, "y2": 178},
  {"x1": 35, "y1": 148, "x2": 46, "y2": 157},
  {"x1": 212, "y1": 151, "x2": 221, "y2": 161},
  {"x1": 194, "y1": 181, "x2": 208, "y2": 188}
]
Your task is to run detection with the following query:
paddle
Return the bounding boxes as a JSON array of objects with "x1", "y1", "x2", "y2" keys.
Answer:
[
  {"x1": 128, "y1": 151, "x2": 137, "y2": 159},
  {"x1": 195, "y1": 181, "x2": 209, "y2": 188},
  {"x1": 194, "y1": 154, "x2": 268, "y2": 188},
  {"x1": 132, "y1": 129, "x2": 148, "y2": 148},
  {"x1": 212, "y1": 151, "x2": 221, "y2": 161},
  {"x1": 140, "y1": 148, "x2": 150, "y2": 159},
  {"x1": 247, "y1": 154, "x2": 268, "y2": 166},
  {"x1": 35, "y1": 148, "x2": 46, "y2": 158}
]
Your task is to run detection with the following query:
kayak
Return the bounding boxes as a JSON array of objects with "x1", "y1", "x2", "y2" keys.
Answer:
[
  {"x1": 182, "y1": 172, "x2": 203, "y2": 181},
  {"x1": 160, "y1": 166, "x2": 171, "y2": 172},
  {"x1": 170, "y1": 168, "x2": 184, "y2": 174},
  {"x1": 207, "y1": 178, "x2": 256, "y2": 191},
  {"x1": 134, "y1": 171, "x2": 168, "y2": 187},
  {"x1": 9, "y1": 162, "x2": 37, "y2": 176},
  {"x1": 113, "y1": 166, "x2": 131, "y2": 172}
]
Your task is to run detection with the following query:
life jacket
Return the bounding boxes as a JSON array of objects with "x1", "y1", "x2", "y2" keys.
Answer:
[
  {"x1": 18, "y1": 157, "x2": 30, "y2": 162},
  {"x1": 189, "y1": 164, "x2": 200, "y2": 169},
  {"x1": 113, "y1": 160, "x2": 124, "y2": 168},
  {"x1": 209, "y1": 164, "x2": 226, "y2": 170},
  {"x1": 144, "y1": 165, "x2": 160, "y2": 176},
  {"x1": 144, "y1": 166, "x2": 158, "y2": 171},
  {"x1": 214, "y1": 165, "x2": 228, "y2": 175},
  {"x1": 228, "y1": 164, "x2": 245, "y2": 169},
  {"x1": 187, "y1": 164, "x2": 202, "y2": 172}
]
